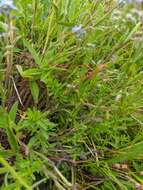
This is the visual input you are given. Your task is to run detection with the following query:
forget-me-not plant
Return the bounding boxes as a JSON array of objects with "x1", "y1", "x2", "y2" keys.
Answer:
[{"x1": 0, "y1": 0, "x2": 17, "y2": 14}]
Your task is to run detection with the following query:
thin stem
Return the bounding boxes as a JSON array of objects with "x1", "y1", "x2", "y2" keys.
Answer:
[
  {"x1": 5, "y1": 14, "x2": 14, "y2": 92},
  {"x1": 32, "y1": 177, "x2": 47, "y2": 189},
  {"x1": 42, "y1": 0, "x2": 60, "y2": 56}
]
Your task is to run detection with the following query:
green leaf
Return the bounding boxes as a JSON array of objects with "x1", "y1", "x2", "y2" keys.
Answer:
[
  {"x1": 0, "y1": 150, "x2": 14, "y2": 158},
  {"x1": 0, "y1": 107, "x2": 19, "y2": 152},
  {"x1": 23, "y1": 39, "x2": 41, "y2": 66},
  {"x1": 51, "y1": 2, "x2": 58, "y2": 13},
  {"x1": 125, "y1": 22, "x2": 141, "y2": 42},
  {"x1": 0, "y1": 167, "x2": 7, "y2": 174},
  {"x1": 29, "y1": 81, "x2": 39, "y2": 104},
  {"x1": 21, "y1": 68, "x2": 41, "y2": 79},
  {"x1": 0, "y1": 107, "x2": 7, "y2": 128},
  {"x1": 108, "y1": 141, "x2": 143, "y2": 164},
  {"x1": 58, "y1": 21, "x2": 74, "y2": 27},
  {"x1": 9, "y1": 101, "x2": 18, "y2": 122},
  {"x1": 6, "y1": 119, "x2": 19, "y2": 152}
]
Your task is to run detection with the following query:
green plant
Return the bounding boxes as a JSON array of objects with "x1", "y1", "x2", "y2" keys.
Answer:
[{"x1": 1, "y1": 0, "x2": 143, "y2": 189}]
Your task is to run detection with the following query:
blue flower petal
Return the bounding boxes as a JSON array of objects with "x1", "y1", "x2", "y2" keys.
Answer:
[
  {"x1": 0, "y1": 0, "x2": 17, "y2": 11},
  {"x1": 72, "y1": 25, "x2": 83, "y2": 33}
]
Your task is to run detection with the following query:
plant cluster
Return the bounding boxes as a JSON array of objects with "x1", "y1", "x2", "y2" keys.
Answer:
[{"x1": 0, "y1": 0, "x2": 143, "y2": 189}]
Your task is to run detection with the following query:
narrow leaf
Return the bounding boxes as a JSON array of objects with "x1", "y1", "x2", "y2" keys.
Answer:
[
  {"x1": 23, "y1": 39, "x2": 41, "y2": 65},
  {"x1": 21, "y1": 68, "x2": 41, "y2": 79},
  {"x1": 108, "y1": 141, "x2": 143, "y2": 164},
  {"x1": 6, "y1": 119, "x2": 19, "y2": 152},
  {"x1": 29, "y1": 81, "x2": 39, "y2": 104},
  {"x1": 0, "y1": 150, "x2": 14, "y2": 158},
  {"x1": 9, "y1": 101, "x2": 18, "y2": 122}
]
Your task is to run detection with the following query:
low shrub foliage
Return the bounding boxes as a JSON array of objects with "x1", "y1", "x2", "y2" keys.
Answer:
[{"x1": 0, "y1": 0, "x2": 143, "y2": 189}]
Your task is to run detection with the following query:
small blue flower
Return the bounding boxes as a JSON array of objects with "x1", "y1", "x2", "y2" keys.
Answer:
[
  {"x1": 0, "y1": 0, "x2": 17, "y2": 13},
  {"x1": 117, "y1": 0, "x2": 143, "y2": 4},
  {"x1": 72, "y1": 25, "x2": 83, "y2": 33},
  {"x1": 136, "y1": 0, "x2": 143, "y2": 3},
  {"x1": 117, "y1": 0, "x2": 127, "y2": 4},
  {"x1": 72, "y1": 24, "x2": 86, "y2": 39}
]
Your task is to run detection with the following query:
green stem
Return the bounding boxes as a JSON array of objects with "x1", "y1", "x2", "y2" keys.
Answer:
[{"x1": 42, "y1": 0, "x2": 60, "y2": 56}]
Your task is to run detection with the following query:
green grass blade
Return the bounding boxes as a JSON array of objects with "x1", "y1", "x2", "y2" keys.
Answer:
[
  {"x1": 6, "y1": 124, "x2": 19, "y2": 153},
  {"x1": 9, "y1": 101, "x2": 18, "y2": 122},
  {"x1": 108, "y1": 141, "x2": 143, "y2": 163},
  {"x1": 0, "y1": 157, "x2": 32, "y2": 190}
]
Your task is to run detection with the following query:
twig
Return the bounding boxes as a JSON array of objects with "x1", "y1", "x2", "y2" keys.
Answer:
[
  {"x1": 10, "y1": 76, "x2": 24, "y2": 107},
  {"x1": 32, "y1": 177, "x2": 47, "y2": 189}
]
